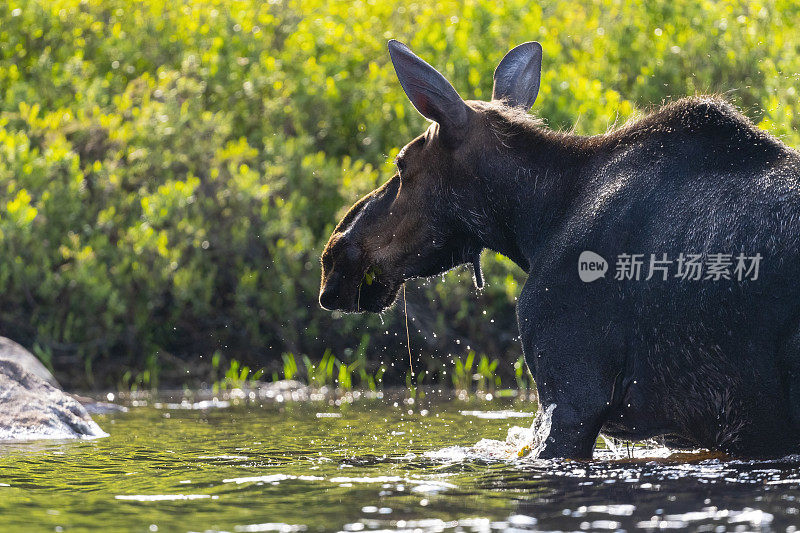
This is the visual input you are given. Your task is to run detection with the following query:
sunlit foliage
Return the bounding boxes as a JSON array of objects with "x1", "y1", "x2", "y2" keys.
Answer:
[{"x1": 0, "y1": 0, "x2": 798, "y2": 387}]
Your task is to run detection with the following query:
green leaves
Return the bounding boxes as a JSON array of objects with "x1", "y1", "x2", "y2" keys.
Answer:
[
  {"x1": 1, "y1": 0, "x2": 798, "y2": 388},
  {"x1": 363, "y1": 265, "x2": 381, "y2": 286}
]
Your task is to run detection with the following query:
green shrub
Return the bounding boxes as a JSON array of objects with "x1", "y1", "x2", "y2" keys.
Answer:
[{"x1": 0, "y1": 0, "x2": 798, "y2": 388}]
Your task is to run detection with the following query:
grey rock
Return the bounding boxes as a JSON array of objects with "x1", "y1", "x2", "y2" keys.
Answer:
[
  {"x1": 0, "y1": 337, "x2": 59, "y2": 387},
  {"x1": 0, "y1": 361, "x2": 107, "y2": 441}
]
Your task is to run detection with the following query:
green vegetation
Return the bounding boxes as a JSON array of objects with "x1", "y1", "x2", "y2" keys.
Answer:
[
  {"x1": 302, "y1": 350, "x2": 338, "y2": 389},
  {"x1": 0, "y1": 0, "x2": 798, "y2": 388},
  {"x1": 280, "y1": 352, "x2": 299, "y2": 381},
  {"x1": 476, "y1": 354, "x2": 501, "y2": 394},
  {"x1": 211, "y1": 352, "x2": 264, "y2": 392},
  {"x1": 451, "y1": 351, "x2": 512, "y2": 397},
  {"x1": 452, "y1": 351, "x2": 476, "y2": 394},
  {"x1": 283, "y1": 349, "x2": 386, "y2": 390}
]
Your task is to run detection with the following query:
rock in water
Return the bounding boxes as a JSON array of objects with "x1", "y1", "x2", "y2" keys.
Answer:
[
  {"x1": 0, "y1": 336, "x2": 59, "y2": 387},
  {"x1": 0, "y1": 361, "x2": 107, "y2": 441}
]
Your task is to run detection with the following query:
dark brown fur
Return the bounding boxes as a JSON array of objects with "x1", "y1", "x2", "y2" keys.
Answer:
[{"x1": 320, "y1": 41, "x2": 800, "y2": 458}]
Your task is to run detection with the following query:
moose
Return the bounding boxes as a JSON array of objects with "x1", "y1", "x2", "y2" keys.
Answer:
[{"x1": 319, "y1": 39, "x2": 800, "y2": 459}]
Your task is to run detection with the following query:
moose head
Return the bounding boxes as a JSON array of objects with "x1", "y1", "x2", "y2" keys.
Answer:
[{"x1": 319, "y1": 40, "x2": 544, "y2": 312}]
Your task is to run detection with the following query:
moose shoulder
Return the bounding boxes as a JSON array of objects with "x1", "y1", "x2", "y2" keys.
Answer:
[{"x1": 319, "y1": 39, "x2": 800, "y2": 459}]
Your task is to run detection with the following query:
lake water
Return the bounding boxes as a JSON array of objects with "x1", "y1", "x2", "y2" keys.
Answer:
[{"x1": 1, "y1": 392, "x2": 798, "y2": 532}]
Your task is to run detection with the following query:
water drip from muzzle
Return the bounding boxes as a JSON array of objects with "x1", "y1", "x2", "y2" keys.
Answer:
[{"x1": 472, "y1": 253, "x2": 484, "y2": 289}]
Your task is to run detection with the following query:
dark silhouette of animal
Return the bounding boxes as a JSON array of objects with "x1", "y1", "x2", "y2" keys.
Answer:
[{"x1": 319, "y1": 39, "x2": 800, "y2": 459}]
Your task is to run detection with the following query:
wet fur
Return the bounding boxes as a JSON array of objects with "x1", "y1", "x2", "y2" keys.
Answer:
[
  {"x1": 323, "y1": 94, "x2": 800, "y2": 458},
  {"x1": 484, "y1": 96, "x2": 800, "y2": 457}
]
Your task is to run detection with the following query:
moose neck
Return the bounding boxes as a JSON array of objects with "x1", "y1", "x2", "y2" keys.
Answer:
[{"x1": 471, "y1": 122, "x2": 594, "y2": 273}]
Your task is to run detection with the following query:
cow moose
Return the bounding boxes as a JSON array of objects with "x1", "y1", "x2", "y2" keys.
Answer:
[{"x1": 319, "y1": 39, "x2": 800, "y2": 459}]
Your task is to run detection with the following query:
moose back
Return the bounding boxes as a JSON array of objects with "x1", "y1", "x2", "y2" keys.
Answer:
[{"x1": 319, "y1": 39, "x2": 800, "y2": 459}]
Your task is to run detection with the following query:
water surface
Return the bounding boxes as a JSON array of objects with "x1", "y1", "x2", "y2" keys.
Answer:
[{"x1": 0, "y1": 394, "x2": 797, "y2": 531}]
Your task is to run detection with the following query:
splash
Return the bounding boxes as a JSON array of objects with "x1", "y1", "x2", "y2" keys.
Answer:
[
  {"x1": 525, "y1": 403, "x2": 556, "y2": 457},
  {"x1": 426, "y1": 404, "x2": 556, "y2": 462},
  {"x1": 426, "y1": 404, "x2": 696, "y2": 462}
]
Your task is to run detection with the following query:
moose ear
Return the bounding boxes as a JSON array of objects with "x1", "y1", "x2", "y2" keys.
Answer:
[
  {"x1": 388, "y1": 40, "x2": 468, "y2": 141},
  {"x1": 492, "y1": 42, "x2": 543, "y2": 110}
]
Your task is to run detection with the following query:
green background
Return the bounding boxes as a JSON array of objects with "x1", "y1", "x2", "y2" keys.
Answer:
[{"x1": 0, "y1": 0, "x2": 798, "y2": 388}]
